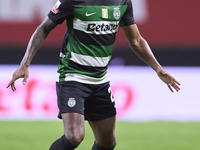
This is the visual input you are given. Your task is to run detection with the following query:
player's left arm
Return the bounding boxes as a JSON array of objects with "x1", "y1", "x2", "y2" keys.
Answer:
[{"x1": 122, "y1": 24, "x2": 180, "y2": 92}]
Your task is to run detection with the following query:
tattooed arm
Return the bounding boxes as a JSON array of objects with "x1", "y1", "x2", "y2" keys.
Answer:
[
  {"x1": 7, "y1": 16, "x2": 57, "y2": 91},
  {"x1": 21, "y1": 16, "x2": 57, "y2": 67}
]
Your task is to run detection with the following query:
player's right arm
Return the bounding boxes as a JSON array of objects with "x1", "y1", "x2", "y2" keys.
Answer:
[{"x1": 6, "y1": 17, "x2": 57, "y2": 91}]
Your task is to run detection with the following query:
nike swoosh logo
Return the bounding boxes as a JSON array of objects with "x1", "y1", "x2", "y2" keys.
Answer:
[{"x1": 85, "y1": 12, "x2": 96, "y2": 17}]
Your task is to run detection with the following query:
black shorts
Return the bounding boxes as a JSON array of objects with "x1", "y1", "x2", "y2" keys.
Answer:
[{"x1": 56, "y1": 81, "x2": 116, "y2": 121}]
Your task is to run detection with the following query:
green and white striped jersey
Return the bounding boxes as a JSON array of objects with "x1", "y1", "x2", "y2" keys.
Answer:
[{"x1": 48, "y1": 0, "x2": 135, "y2": 84}]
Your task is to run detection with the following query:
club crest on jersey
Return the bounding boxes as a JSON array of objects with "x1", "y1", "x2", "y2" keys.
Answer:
[
  {"x1": 113, "y1": 7, "x2": 120, "y2": 20},
  {"x1": 68, "y1": 97, "x2": 76, "y2": 108},
  {"x1": 52, "y1": 0, "x2": 61, "y2": 14},
  {"x1": 102, "y1": 8, "x2": 108, "y2": 19}
]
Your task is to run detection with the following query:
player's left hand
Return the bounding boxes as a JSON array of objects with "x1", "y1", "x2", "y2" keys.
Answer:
[{"x1": 157, "y1": 70, "x2": 180, "y2": 92}]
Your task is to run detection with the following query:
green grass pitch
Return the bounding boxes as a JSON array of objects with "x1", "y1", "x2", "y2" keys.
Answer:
[{"x1": 0, "y1": 121, "x2": 200, "y2": 150}]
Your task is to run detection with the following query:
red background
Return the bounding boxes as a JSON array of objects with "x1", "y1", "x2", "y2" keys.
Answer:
[{"x1": 0, "y1": 0, "x2": 199, "y2": 48}]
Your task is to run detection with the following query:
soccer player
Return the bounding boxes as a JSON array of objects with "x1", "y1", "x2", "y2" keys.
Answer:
[{"x1": 7, "y1": 0, "x2": 180, "y2": 149}]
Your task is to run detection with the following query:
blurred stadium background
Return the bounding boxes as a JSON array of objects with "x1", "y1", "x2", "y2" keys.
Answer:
[{"x1": 0, "y1": 0, "x2": 200, "y2": 149}]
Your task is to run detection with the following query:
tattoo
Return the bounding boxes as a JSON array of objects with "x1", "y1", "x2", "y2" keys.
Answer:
[{"x1": 20, "y1": 17, "x2": 57, "y2": 67}]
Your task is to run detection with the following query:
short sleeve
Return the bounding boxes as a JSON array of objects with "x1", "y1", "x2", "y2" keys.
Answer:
[
  {"x1": 119, "y1": 0, "x2": 135, "y2": 27},
  {"x1": 48, "y1": 0, "x2": 74, "y2": 24}
]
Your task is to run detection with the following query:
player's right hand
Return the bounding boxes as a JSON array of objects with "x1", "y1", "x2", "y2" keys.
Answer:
[{"x1": 6, "y1": 66, "x2": 29, "y2": 91}]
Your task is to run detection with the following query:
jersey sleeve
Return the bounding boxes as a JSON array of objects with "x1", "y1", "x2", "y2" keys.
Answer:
[
  {"x1": 119, "y1": 0, "x2": 135, "y2": 27},
  {"x1": 48, "y1": 0, "x2": 73, "y2": 24}
]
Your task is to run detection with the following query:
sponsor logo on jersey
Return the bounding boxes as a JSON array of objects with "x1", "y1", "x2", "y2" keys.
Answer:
[
  {"x1": 68, "y1": 97, "x2": 76, "y2": 108},
  {"x1": 113, "y1": 7, "x2": 120, "y2": 20},
  {"x1": 102, "y1": 8, "x2": 108, "y2": 19},
  {"x1": 52, "y1": 0, "x2": 61, "y2": 14},
  {"x1": 87, "y1": 23, "x2": 118, "y2": 32}
]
